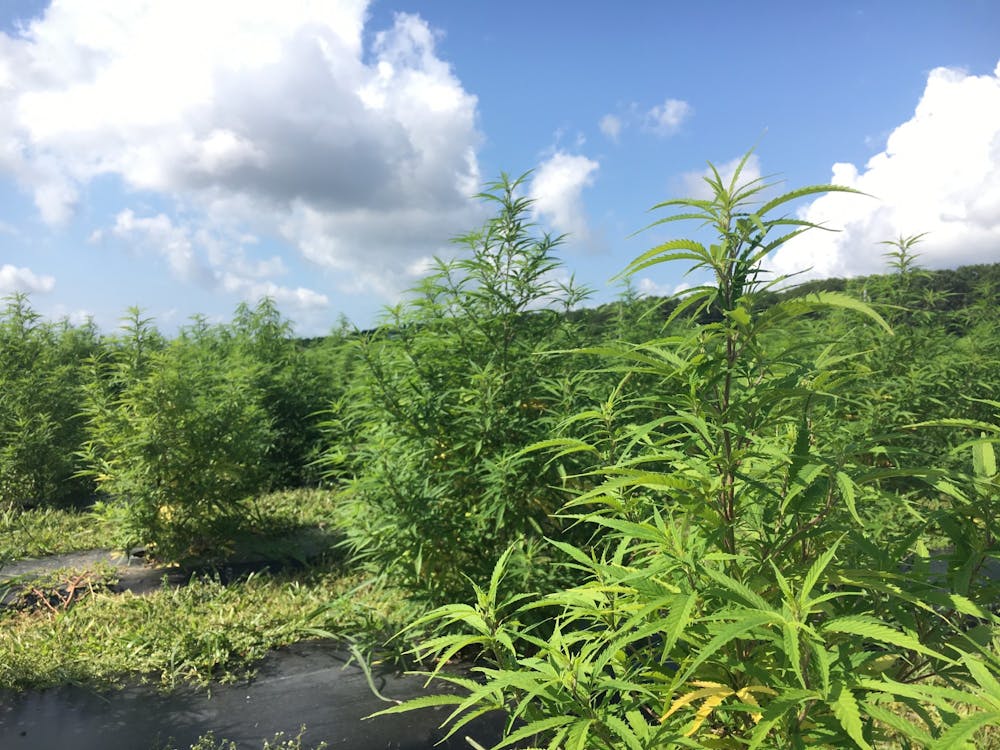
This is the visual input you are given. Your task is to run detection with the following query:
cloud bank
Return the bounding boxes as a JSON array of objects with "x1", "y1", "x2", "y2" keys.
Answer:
[
  {"x1": 0, "y1": 0, "x2": 484, "y2": 310},
  {"x1": 772, "y1": 61, "x2": 1000, "y2": 280}
]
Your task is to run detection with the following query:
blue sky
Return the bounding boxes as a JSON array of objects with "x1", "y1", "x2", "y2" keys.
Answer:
[{"x1": 1, "y1": 1, "x2": 998, "y2": 335}]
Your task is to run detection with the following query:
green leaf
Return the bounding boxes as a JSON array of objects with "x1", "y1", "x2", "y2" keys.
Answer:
[
  {"x1": 747, "y1": 689, "x2": 818, "y2": 750},
  {"x1": 800, "y1": 536, "x2": 842, "y2": 608},
  {"x1": 703, "y1": 567, "x2": 772, "y2": 611},
  {"x1": 973, "y1": 439, "x2": 997, "y2": 479},
  {"x1": 963, "y1": 655, "x2": 1000, "y2": 705},
  {"x1": 493, "y1": 716, "x2": 576, "y2": 749},
  {"x1": 932, "y1": 711, "x2": 1000, "y2": 749},
  {"x1": 660, "y1": 592, "x2": 697, "y2": 657},
  {"x1": 836, "y1": 472, "x2": 864, "y2": 526},
  {"x1": 619, "y1": 239, "x2": 709, "y2": 278},
  {"x1": 726, "y1": 306, "x2": 751, "y2": 326},
  {"x1": 824, "y1": 615, "x2": 952, "y2": 663},
  {"x1": 862, "y1": 700, "x2": 934, "y2": 746},
  {"x1": 367, "y1": 692, "x2": 466, "y2": 718},
  {"x1": 830, "y1": 684, "x2": 872, "y2": 749},
  {"x1": 761, "y1": 291, "x2": 892, "y2": 334},
  {"x1": 676, "y1": 610, "x2": 779, "y2": 684},
  {"x1": 603, "y1": 713, "x2": 645, "y2": 750},
  {"x1": 756, "y1": 184, "x2": 868, "y2": 218}
]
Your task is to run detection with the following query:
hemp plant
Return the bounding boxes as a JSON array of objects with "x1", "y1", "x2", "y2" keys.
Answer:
[
  {"x1": 80, "y1": 311, "x2": 274, "y2": 562},
  {"x1": 335, "y1": 173, "x2": 592, "y2": 604},
  {"x1": 378, "y1": 153, "x2": 1000, "y2": 748}
]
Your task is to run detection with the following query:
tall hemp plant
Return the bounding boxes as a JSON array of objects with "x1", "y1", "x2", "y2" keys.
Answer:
[
  {"x1": 0, "y1": 294, "x2": 98, "y2": 508},
  {"x1": 380, "y1": 153, "x2": 1000, "y2": 748},
  {"x1": 335, "y1": 173, "x2": 591, "y2": 605}
]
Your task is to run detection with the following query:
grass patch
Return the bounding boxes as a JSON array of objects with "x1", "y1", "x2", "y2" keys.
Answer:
[
  {"x1": 0, "y1": 488, "x2": 427, "y2": 693},
  {"x1": 0, "y1": 562, "x2": 413, "y2": 691},
  {"x1": 0, "y1": 488, "x2": 338, "y2": 565},
  {"x1": 0, "y1": 504, "x2": 116, "y2": 561}
]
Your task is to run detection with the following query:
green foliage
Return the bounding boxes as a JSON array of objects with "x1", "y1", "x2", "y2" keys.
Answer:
[
  {"x1": 335, "y1": 173, "x2": 593, "y2": 604},
  {"x1": 881, "y1": 232, "x2": 929, "y2": 277},
  {"x1": 0, "y1": 504, "x2": 116, "y2": 559},
  {"x1": 0, "y1": 565, "x2": 341, "y2": 691},
  {"x1": 384, "y1": 153, "x2": 1000, "y2": 748},
  {"x1": 0, "y1": 294, "x2": 99, "y2": 507},
  {"x1": 229, "y1": 299, "x2": 344, "y2": 488},
  {"x1": 80, "y1": 311, "x2": 274, "y2": 561}
]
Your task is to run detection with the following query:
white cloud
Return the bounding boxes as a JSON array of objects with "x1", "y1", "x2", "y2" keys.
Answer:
[
  {"x1": 681, "y1": 153, "x2": 763, "y2": 200},
  {"x1": 0, "y1": 264, "x2": 55, "y2": 294},
  {"x1": 599, "y1": 98, "x2": 690, "y2": 141},
  {"x1": 46, "y1": 304, "x2": 94, "y2": 325},
  {"x1": 0, "y1": 1, "x2": 483, "y2": 300},
  {"x1": 529, "y1": 151, "x2": 599, "y2": 242},
  {"x1": 636, "y1": 278, "x2": 693, "y2": 298},
  {"x1": 771, "y1": 60, "x2": 1000, "y2": 280},
  {"x1": 109, "y1": 208, "x2": 329, "y2": 313},
  {"x1": 599, "y1": 114, "x2": 622, "y2": 142},
  {"x1": 406, "y1": 255, "x2": 436, "y2": 278},
  {"x1": 219, "y1": 274, "x2": 328, "y2": 311},
  {"x1": 645, "y1": 98, "x2": 692, "y2": 136},
  {"x1": 112, "y1": 209, "x2": 207, "y2": 283}
]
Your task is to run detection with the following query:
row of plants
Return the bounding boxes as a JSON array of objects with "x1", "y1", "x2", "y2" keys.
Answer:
[
  {"x1": 0, "y1": 297, "x2": 355, "y2": 561},
  {"x1": 2, "y1": 152, "x2": 999, "y2": 745}
]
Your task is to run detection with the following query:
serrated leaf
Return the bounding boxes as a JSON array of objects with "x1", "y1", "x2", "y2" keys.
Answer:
[
  {"x1": 862, "y1": 700, "x2": 933, "y2": 745},
  {"x1": 830, "y1": 684, "x2": 872, "y2": 749},
  {"x1": 836, "y1": 471, "x2": 864, "y2": 526},
  {"x1": 800, "y1": 536, "x2": 842, "y2": 608},
  {"x1": 493, "y1": 715, "x2": 575, "y2": 749},
  {"x1": 824, "y1": 615, "x2": 952, "y2": 662},
  {"x1": 702, "y1": 567, "x2": 772, "y2": 611},
  {"x1": 676, "y1": 611, "x2": 780, "y2": 683},
  {"x1": 619, "y1": 239, "x2": 708, "y2": 277},
  {"x1": 931, "y1": 710, "x2": 1000, "y2": 749},
  {"x1": 367, "y1": 692, "x2": 466, "y2": 718},
  {"x1": 756, "y1": 184, "x2": 868, "y2": 217},
  {"x1": 660, "y1": 592, "x2": 697, "y2": 657},
  {"x1": 963, "y1": 656, "x2": 1000, "y2": 705},
  {"x1": 603, "y1": 713, "x2": 645, "y2": 750},
  {"x1": 763, "y1": 291, "x2": 892, "y2": 334}
]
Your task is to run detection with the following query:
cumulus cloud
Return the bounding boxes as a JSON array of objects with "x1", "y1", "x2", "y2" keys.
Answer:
[
  {"x1": 644, "y1": 98, "x2": 692, "y2": 136},
  {"x1": 635, "y1": 278, "x2": 695, "y2": 298},
  {"x1": 46, "y1": 304, "x2": 94, "y2": 326},
  {"x1": 0, "y1": 1, "x2": 483, "y2": 302},
  {"x1": 0, "y1": 264, "x2": 55, "y2": 294},
  {"x1": 109, "y1": 208, "x2": 329, "y2": 312},
  {"x1": 681, "y1": 153, "x2": 763, "y2": 200},
  {"x1": 599, "y1": 99, "x2": 691, "y2": 141},
  {"x1": 771, "y1": 60, "x2": 1000, "y2": 280},
  {"x1": 599, "y1": 114, "x2": 622, "y2": 142},
  {"x1": 529, "y1": 151, "x2": 600, "y2": 243}
]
